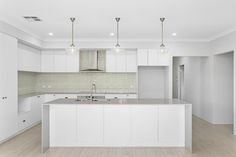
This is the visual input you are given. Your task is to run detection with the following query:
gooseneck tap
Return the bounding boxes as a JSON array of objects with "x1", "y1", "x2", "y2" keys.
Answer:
[{"x1": 90, "y1": 81, "x2": 96, "y2": 101}]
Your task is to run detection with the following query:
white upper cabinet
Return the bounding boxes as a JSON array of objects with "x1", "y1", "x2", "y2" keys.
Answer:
[
  {"x1": 41, "y1": 51, "x2": 54, "y2": 72},
  {"x1": 137, "y1": 49, "x2": 148, "y2": 66},
  {"x1": 54, "y1": 51, "x2": 66, "y2": 72},
  {"x1": 116, "y1": 51, "x2": 126, "y2": 72},
  {"x1": 137, "y1": 49, "x2": 170, "y2": 66},
  {"x1": 148, "y1": 49, "x2": 159, "y2": 66},
  {"x1": 106, "y1": 50, "x2": 137, "y2": 73},
  {"x1": 126, "y1": 50, "x2": 137, "y2": 72},
  {"x1": 18, "y1": 43, "x2": 41, "y2": 72},
  {"x1": 66, "y1": 52, "x2": 79, "y2": 72},
  {"x1": 41, "y1": 50, "x2": 80, "y2": 73}
]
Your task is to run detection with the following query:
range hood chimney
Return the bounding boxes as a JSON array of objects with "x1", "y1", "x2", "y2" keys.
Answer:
[{"x1": 80, "y1": 49, "x2": 106, "y2": 72}]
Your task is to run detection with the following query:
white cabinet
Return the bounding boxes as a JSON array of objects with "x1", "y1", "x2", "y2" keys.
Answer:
[
  {"x1": 137, "y1": 49, "x2": 170, "y2": 66},
  {"x1": 41, "y1": 51, "x2": 54, "y2": 72},
  {"x1": 106, "y1": 50, "x2": 117, "y2": 72},
  {"x1": 106, "y1": 50, "x2": 137, "y2": 73},
  {"x1": 50, "y1": 105, "x2": 77, "y2": 146},
  {"x1": 159, "y1": 105, "x2": 185, "y2": 146},
  {"x1": 18, "y1": 43, "x2": 41, "y2": 72},
  {"x1": 131, "y1": 105, "x2": 158, "y2": 146},
  {"x1": 148, "y1": 49, "x2": 159, "y2": 65},
  {"x1": 116, "y1": 51, "x2": 126, "y2": 72},
  {"x1": 54, "y1": 51, "x2": 66, "y2": 72},
  {"x1": 0, "y1": 33, "x2": 18, "y2": 142},
  {"x1": 77, "y1": 105, "x2": 103, "y2": 145},
  {"x1": 137, "y1": 49, "x2": 148, "y2": 66},
  {"x1": 31, "y1": 95, "x2": 44, "y2": 123},
  {"x1": 104, "y1": 105, "x2": 130, "y2": 145},
  {"x1": 41, "y1": 50, "x2": 80, "y2": 73},
  {"x1": 66, "y1": 52, "x2": 79, "y2": 72},
  {"x1": 126, "y1": 50, "x2": 137, "y2": 72}
]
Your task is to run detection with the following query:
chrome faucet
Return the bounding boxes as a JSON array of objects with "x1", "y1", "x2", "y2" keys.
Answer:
[{"x1": 90, "y1": 81, "x2": 96, "y2": 101}]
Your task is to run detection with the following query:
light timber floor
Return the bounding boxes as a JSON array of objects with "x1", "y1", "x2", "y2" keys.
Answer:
[{"x1": 0, "y1": 116, "x2": 236, "y2": 157}]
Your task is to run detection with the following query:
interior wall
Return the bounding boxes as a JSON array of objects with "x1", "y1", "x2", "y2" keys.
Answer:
[
  {"x1": 210, "y1": 31, "x2": 236, "y2": 134},
  {"x1": 138, "y1": 66, "x2": 169, "y2": 99},
  {"x1": 213, "y1": 52, "x2": 234, "y2": 124},
  {"x1": 173, "y1": 57, "x2": 213, "y2": 122}
]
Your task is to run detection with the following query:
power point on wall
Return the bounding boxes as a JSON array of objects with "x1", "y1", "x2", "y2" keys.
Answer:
[
  {"x1": 48, "y1": 85, "x2": 52, "y2": 88},
  {"x1": 42, "y1": 85, "x2": 46, "y2": 88}
]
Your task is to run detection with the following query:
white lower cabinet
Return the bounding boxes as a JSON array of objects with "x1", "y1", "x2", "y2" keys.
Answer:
[
  {"x1": 31, "y1": 95, "x2": 44, "y2": 123},
  {"x1": 77, "y1": 105, "x2": 103, "y2": 145},
  {"x1": 50, "y1": 105, "x2": 77, "y2": 146},
  {"x1": 104, "y1": 105, "x2": 130, "y2": 145},
  {"x1": 131, "y1": 105, "x2": 158, "y2": 146},
  {"x1": 158, "y1": 105, "x2": 185, "y2": 146},
  {"x1": 49, "y1": 104, "x2": 186, "y2": 147}
]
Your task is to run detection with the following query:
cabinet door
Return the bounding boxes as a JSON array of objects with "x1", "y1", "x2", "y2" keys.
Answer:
[
  {"x1": 0, "y1": 33, "x2": 18, "y2": 141},
  {"x1": 31, "y1": 95, "x2": 44, "y2": 123},
  {"x1": 104, "y1": 105, "x2": 130, "y2": 145},
  {"x1": 126, "y1": 50, "x2": 137, "y2": 72},
  {"x1": 77, "y1": 105, "x2": 103, "y2": 145},
  {"x1": 50, "y1": 105, "x2": 77, "y2": 146},
  {"x1": 131, "y1": 105, "x2": 158, "y2": 146},
  {"x1": 41, "y1": 51, "x2": 54, "y2": 72},
  {"x1": 18, "y1": 43, "x2": 41, "y2": 72},
  {"x1": 148, "y1": 49, "x2": 159, "y2": 66},
  {"x1": 159, "y1": 105, "x2": 185, "y2": 146},
  {"x1": 66, "y1": 51, "x2": 79, "y2": 72},
  {"x1": 116, "y1": 51, "x2": 126, "y2": 72},
  {"x1": 54, "y1": 50, "x2": 66, "y2": 72},
  {"x1": 137, "y1": 49, "x2": 148, "y2": 66},
  {"x1": 106, "y1": 50, "x2": 116, "y2": 72}
]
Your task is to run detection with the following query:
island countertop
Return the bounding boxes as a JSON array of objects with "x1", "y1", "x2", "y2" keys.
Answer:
[{"x1": 44, "y1": 98, "x2": 189, "y2": 105}]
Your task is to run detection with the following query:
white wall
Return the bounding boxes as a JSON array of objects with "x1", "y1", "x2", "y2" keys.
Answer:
[
  {"x1": 173, "y1": 57, "x2": 213, "y2": 123},
  {"x1": 210, "y1": 32, "x2": 236, "y2": 134},
  {"x1": 213, "y1": 52, "x2": 234, "y2": 124}
]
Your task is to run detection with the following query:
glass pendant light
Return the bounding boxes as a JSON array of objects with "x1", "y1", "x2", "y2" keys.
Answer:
[
  {"x1": 114, "y1": 17, "x2": 121, "y2": 52},
  {"x1": 160, "y1": 17, "x2": 168, "y2": 53},
  {"x1": 66, "y1": 17, "x2": 78, "y2": 54}
]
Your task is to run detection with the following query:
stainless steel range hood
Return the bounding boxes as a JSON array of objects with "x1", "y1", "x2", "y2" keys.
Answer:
[{"x1": 80, "y1": 49, "x2": 106, "y2": 72}]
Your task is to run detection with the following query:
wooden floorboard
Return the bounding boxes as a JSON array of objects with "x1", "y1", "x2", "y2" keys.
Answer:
[{"x1": 0, "y1": 116, "x2": 236, "y2": 157}]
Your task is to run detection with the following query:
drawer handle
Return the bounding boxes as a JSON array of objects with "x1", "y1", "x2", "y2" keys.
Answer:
[{"x1": 22, "y1": 120, "x2": 26, "y2": 123}]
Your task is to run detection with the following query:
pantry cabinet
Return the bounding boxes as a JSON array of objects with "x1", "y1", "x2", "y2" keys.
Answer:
[
  {"x1": 137, "y1": 49, "x2": 170, "y2": 66},
  {"x1": 0, "y1": 32, "x2": 18, "y2": 142}
]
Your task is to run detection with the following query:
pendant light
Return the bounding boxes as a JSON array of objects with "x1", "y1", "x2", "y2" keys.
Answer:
[
  {"x1": 114, "y1": 17, "x2": 121, "y2": 52},
  {"x1": 160, "y1": 17, "x2": 168, "y2": 53},
  {"x1": 66, "y1": 17, "x2": 78, "y2": 54}
]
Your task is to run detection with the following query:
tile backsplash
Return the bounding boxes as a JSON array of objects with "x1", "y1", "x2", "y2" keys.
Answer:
[{"x1": 18, "y1": 72, "x2": 136, "y2": 95}]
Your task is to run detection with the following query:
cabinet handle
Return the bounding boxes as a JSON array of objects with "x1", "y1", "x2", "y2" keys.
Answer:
[{"x1": 2, "y1": 97, "x2": 5, "y2": 99}]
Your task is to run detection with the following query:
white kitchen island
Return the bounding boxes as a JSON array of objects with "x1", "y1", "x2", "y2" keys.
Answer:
[{"x1": 42, "y1": 99, "x2": 192, "y2": 153}]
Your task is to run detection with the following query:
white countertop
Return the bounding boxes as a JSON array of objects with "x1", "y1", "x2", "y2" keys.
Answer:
[
  {"x1": 18, "y1": 92, "x2": 137, "y2": 98},
  {"x1": 44, "y1": 98, "x2": 189, "y2": 105}
]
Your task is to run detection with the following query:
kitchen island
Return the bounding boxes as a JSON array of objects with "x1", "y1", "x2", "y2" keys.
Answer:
[{"x1": 42, "y1": 98, "x2": 192, "y2": 153}]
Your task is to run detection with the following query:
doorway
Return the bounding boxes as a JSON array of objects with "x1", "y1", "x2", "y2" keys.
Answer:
[{"x1": 178, "y1": 65, "x2": 185, "y2": 100}]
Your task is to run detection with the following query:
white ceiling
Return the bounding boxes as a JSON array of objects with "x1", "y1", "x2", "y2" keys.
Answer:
[{"x1": 0, "y1": 0, "x2": 236, "y2": 41}]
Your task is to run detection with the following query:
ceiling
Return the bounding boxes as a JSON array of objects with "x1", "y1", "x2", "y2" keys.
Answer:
[{"x1": 0, "y1": 0, "x2": 236, "y2": 41}]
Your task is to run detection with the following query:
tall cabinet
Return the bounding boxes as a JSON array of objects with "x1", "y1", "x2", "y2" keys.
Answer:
[{"x1": 0, "y1": 32, "x2": 18, "y2": 142}]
